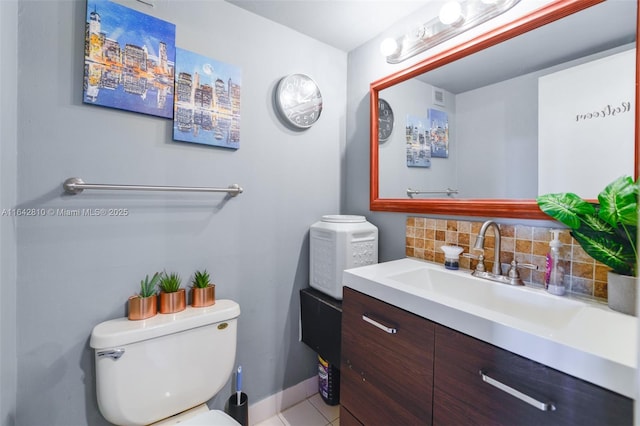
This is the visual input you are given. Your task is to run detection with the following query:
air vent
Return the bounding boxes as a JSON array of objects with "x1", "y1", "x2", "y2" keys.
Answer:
[{"x1": 433, "y1": 88, "x2": 445, "y2": 106}]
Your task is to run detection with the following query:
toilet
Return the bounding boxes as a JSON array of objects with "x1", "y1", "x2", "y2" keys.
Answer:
[{"x1": 90, "y1": 299, "x2": 242, "y2": 425}]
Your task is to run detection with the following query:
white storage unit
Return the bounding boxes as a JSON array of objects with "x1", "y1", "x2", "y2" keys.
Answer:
[{"x1": 310, "y1": 215, "x2": 378, "y2": 300}]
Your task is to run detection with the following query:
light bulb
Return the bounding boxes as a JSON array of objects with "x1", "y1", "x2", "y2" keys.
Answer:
[
  {"x1": 380, "y1": 38, "x2": 399, "y2": 57},
  {"x1": 439, "y1": 1, "x2": 462, "y2": 25}
]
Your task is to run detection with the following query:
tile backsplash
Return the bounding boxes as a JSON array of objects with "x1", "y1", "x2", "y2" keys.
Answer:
[{"x1": 406, "y1": 217, "x2": 609, "y2": 300}]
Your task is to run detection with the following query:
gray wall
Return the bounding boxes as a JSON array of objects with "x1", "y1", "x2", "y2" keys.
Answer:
[
  {"x1": 1, "y1": 1, "x2": 18, "y2": 425},
  {"x1": 455, "y1": 75, "x2": 538, "y2": 199},
  {"x1": 3, "y1": 1, "x2": 346, "y2": 425}
]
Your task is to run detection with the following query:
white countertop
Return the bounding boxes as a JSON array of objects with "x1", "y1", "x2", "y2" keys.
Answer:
[{"x1": 342, "y1": 257, "x2": 637, "y2": 398}]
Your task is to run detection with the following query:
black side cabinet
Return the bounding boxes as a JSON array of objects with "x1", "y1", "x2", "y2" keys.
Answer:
[{"x1": 300, "y1": 288, "x2": 342, "y2": 365}]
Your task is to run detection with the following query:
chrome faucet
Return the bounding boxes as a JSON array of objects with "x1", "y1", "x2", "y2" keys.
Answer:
[
  {"x1": 473, "y1": 220, "x2": 502, "y2": 275},
  {"x1": 470, "y1": 220, "x2": 536, "y2": 286}
]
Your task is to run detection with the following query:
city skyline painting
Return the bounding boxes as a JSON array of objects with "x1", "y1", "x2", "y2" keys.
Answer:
[
  {"x1": 406, "y1": 115, "x2": 431, "y2": 168},
  {"x1": 428, "y1": 108, "x2": 449, "y2": 158},
  {"x1": 83, "y1": 0, "x2": 176, "y2": 118},
  {"x1": 173, "y1": 48, "x2": 242, "y2": 149}
]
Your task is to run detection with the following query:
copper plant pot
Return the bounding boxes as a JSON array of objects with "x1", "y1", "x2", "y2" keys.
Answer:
[
  {"x1": 159, "y1": 288, "x2": 186, "y2": 314},
  {"x1": 191, "y1": 285, "x2": 216, "y2": 307},
  {"x1": 128, "y1": 294, "x2": 157, "y2": 320}
]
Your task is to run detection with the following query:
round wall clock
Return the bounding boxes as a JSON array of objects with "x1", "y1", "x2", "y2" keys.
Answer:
[
  {"x1": 378, "y1": 98, "x2": 394, "y2": 142},
  {"x1": 275, "y1": 74, "x2": 323, "y2": 129}
]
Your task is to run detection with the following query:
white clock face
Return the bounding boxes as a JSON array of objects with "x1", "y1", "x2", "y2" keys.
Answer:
[
  {"x1": 276, "y1": 74, "x2": 323, "y2": 129},
  {"x1": 378, "y1": 98, "x2": 394, "y2": 141}
]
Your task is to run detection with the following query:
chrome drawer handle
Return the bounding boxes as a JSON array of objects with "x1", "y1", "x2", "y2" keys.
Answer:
[
  {"x1": 480, "y1": 370, "x2": 556, "y2": 412},
  {"x1": 362, "y1": 314, "x2": 397, "y2": 334}
]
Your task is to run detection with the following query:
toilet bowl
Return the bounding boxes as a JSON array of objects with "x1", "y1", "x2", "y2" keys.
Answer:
[
  {"x1": 90, "y1": 300, "x2": 241, "y2": 425},
  {"x1": 150, "y1": 403, "x2": 239, "y2": 426},
  {"x1": 176, "y1": 407, "x2": 240, "y2": 425}
]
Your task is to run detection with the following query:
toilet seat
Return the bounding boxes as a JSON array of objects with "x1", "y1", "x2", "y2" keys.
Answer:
[{"x1": 179, "y1": 409, "x2": 241, "y2": 426}]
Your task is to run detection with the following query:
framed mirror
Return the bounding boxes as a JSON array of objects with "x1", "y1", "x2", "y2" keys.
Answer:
[{"x1": 370, "y1": 0, "x2": 638, "y2": 219}]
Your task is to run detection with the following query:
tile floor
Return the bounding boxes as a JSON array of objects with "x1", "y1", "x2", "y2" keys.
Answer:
[{"x1": 253, "y1": 393, "x2": 339, "y2": 426}]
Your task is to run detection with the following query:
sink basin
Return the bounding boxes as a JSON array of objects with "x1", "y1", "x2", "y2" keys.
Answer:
[{"x1": 387, "y1": 267, "x2": 583, "y2": 332}]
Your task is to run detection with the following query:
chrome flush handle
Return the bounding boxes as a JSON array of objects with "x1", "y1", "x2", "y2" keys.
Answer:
[{"x1": 97, "y1": 348, "x2": 125, "y2": 360}]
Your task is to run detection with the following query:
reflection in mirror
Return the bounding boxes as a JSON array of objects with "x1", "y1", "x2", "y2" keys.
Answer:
[{"x1": 371, "y1": 0, "x2": 638, "y2": 219}]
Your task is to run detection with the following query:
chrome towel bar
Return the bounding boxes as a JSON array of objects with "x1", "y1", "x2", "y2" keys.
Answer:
[
  {"x1": 407, "y1": 187, "x2": 458, "y2": 197},
  {"x1": 63, "y1": 177, "x2": 243, "y2": 197}
]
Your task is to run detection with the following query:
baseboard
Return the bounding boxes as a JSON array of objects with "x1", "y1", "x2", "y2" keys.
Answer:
[{"x1": 248, "y1": 376, "x2": 317, "y2": 425}]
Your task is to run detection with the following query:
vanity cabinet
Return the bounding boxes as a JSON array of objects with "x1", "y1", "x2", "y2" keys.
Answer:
[
  {"x1": 340, "y1": 287, "x2": 434, "y2": 426},
  {"x1": 341, "y1": 287, "x2": 633, "y2": 426},
  {"x1": 339, "y1": 406, "x2": 364, "y2": 426},
  {"x1": 433, "y1": 325, "x2": 632, "y2": 426}
]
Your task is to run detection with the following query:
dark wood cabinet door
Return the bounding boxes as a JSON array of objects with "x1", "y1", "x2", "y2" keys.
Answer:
[
  {"x1": 340, "y1": 406, "x2": 364, "y2": 426},
  {"x1": 341, "y1": 287, "x2": 434, "y2": 426},
  {"x1": 433, "y1": 325, "x2": 632, "y2": 426}
]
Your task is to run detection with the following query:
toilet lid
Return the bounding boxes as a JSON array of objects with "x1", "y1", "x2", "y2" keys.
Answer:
[{"x1": 179, "y1": 410, "x2": 240, "y2": 426}]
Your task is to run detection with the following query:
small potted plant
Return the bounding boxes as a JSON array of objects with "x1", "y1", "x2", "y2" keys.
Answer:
[
  {"x1": 158, "y1": 271, "x2": 186, "y2": 314},
  {"x1": 537, "y1": 175, "x2": 638, "y2": 315},
  {"x1": 191, "y1": 269, "x2": 216, "y2": 307},
  {"x1": 128, "y1": 272, "x2": 160, "y2": 320}
]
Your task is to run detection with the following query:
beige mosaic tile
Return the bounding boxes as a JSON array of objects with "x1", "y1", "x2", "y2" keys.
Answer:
[{"x1": 406, "y1": 217, "x2": 607, "y2": 301}]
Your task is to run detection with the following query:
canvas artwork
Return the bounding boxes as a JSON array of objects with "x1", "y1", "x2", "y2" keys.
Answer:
[
  {"x1": 173, "y1": 48, "x2": 242, "y2": 149},
  {"x1": 428, "y1": 108, "x2": 449, "y2": 158},
  {"x1": 406, "y1": 115, "x2": 431, "y2": 168},
  {"x1": 83, "y1": 0, "x2": 176, "y2": 118}
]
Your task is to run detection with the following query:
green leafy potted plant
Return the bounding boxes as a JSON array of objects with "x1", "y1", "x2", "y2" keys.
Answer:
[
  {"x1": 128, "y1": 272, "x2": 160, "y2": 320},
  {"x1": 537, "y1": 175, "x2": 638, "y2": 315},
  {"x1": 158, "y1": 271, "x2": 186, "y2": 314},
  {"x1": 191, "y1": 269, "x2": 216, "y2": 307}
]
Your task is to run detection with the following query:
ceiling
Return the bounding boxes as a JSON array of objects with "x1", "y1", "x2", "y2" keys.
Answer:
[
  {"x1": 223, "y1": 1, "x2": 636, "y2": 94},
  {"x1": 224, "y1": 0, "x2": 430, "y2": 52}
]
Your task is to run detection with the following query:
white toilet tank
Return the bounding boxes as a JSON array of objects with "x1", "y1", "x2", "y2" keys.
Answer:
[{"x1": 90, "y1": 300, "x2": 241, "y2": 426}]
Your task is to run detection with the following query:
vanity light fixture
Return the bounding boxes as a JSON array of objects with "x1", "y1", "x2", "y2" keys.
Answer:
[
  {"x1": 383, "y1": 0, "x2": 521, "y2": 64},
  {"x1": 439, "y1": 1, "x2": 463, "y2": 26},
  {"x1": 380, "y1": 37, "x2": 400, "y2": 57}
]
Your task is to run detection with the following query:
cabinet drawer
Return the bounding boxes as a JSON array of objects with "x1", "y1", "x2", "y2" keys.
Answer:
[
  {"x1": 341, "y1": 287, "x2": 434, "y2": 425},
  {"x1": 433, "y1": 325, "x2": 632, "y2": 426}
]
